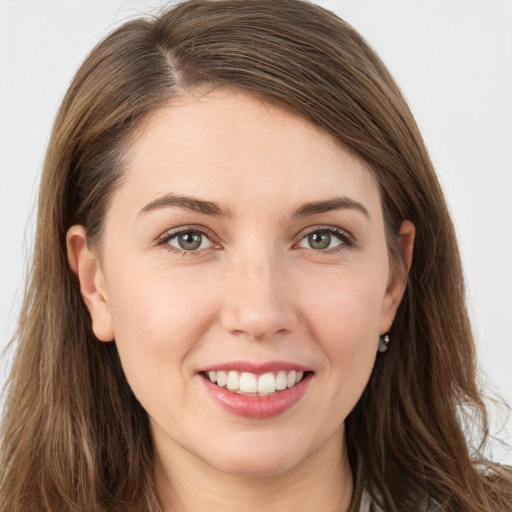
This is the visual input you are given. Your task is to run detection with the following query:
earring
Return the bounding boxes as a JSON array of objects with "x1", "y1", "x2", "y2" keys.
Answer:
[{"x1": 378, "y1": 333, "x2": 390, "y2": 353}]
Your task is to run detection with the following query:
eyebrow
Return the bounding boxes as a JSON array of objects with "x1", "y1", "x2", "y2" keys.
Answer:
[
  {"x1": 139, "y1": 193, "x2": 232, "y2": 218},
  {"x1": 139, "y1": 193, "x2": 369, "y2": 220},
  {"x1": 293, "y1": 197, "x2": 370, "y2": 220}
]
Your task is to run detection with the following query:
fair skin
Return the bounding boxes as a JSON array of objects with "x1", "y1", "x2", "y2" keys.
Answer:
[{"x1": 67, "y1": 90, "x2": 414, "y2": 512}]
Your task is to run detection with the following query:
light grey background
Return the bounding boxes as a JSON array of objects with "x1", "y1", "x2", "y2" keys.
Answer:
[{"x1": 1, "y1": 1, "x2": 511, "y2": 463}]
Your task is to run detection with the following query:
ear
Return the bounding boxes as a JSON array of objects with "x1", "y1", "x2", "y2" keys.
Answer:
[
  {"x1": 379, "y1": 220, "x2": 415, "y2": 334},
  {"x1": 66, "y1": 225, "x2": 114, "y2": 342}
]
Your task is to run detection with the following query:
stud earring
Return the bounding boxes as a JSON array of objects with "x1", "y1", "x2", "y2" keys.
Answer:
[{"x1": 378, "y1": 333, "x2": 390, "y2": 353}]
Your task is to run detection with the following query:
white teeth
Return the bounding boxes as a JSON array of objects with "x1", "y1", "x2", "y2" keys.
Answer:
[
  {"x1": 239, "y1": 372, "x2": 258, "y2": 393},
  {"x1": 216, "y1": 371, "x2": 227, "y2": 387},
  {"x1": 226, "y1": 371, "x2": 240, "y2": 391},
  {"x1": 286, "y1": 370, "x2": 297, "y2": 388},
  {"x1": 206, "y1": 369, "x2": 307, "y2": 395},
  {"x1": 258, "y1": 372, "x2": 276, "y2": 394},
  {"x1": 275, "y1": 371, "x2": 287, "y2": 391}
]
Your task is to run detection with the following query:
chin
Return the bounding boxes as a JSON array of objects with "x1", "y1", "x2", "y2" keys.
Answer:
[
  {"x1": 198, "y1": 430, "x2": 317, "y2": 478},
  {"x1": 208, "y1": 449, "x2": 304, "y2": 478}
]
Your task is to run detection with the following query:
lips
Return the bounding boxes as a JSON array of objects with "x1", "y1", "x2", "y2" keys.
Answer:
[{"x1": 199, "y1": 361, "x2": 313, "y2": 418}]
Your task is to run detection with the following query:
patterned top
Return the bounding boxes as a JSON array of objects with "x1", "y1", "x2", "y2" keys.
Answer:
[
  {"x1": 360, "y1": 490, "x2": 374, "y2": 511},
  {"x1": 360, "y1": 489, "x2": 443, "y2": 511}
]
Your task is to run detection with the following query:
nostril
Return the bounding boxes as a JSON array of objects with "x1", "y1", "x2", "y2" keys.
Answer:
[{"x1": 231, "y1": 328, "x2": 290, "y2": 342}]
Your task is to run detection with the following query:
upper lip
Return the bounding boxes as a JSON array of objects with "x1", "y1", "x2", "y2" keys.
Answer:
[{"x1": 200, "y1": 360, "x2": 311, "y2": 374}]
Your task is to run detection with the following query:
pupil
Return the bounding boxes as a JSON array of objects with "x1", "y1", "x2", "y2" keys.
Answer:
[
  {"x1": 179, "y1": 232, "x2": 202, "y2": 250},
  {"x1": 309, "y1": 231, "x2": 330, "y2": 250}
]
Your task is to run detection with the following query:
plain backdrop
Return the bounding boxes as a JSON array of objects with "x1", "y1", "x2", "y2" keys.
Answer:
[{"x1": 0, "y1": 0, "x2": 511, "y2": 463}]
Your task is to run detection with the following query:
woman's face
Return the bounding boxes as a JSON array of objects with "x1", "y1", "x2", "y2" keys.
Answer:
[{"x1": 69, "y1": 90, "x2": 411, "y2": 477}]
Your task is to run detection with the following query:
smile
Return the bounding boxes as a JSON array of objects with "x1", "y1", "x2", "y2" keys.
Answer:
[
  {"x1": 199, "y1": 363, "x2": 313, "y2": 418},
  {"x1": 205, "y1": 370, "x2": 305, "y2": 396}
]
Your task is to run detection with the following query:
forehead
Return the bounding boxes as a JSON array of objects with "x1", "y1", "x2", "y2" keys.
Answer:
[{"x1": 118, "y1": 89, "x2": 380, "y2": 215}]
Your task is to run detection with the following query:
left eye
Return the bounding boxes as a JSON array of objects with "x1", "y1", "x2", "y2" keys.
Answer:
[
  {"x1": 166, "y1": 230, "x2": 213, "y2": 251},
  {"x1": 297, "y1": 229, "x2": 347, "y2": 250}
]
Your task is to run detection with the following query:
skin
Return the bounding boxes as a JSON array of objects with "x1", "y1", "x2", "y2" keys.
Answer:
[{"x1": 67, "y1": 90, "x2": 414, "y2": 512}]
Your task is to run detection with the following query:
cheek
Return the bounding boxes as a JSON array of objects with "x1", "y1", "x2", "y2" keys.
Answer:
[
  {"x1": 296, "y1": 262, "x2": 387, "y2": 403},
  {"x1": 289, "y1": 267, "x2": 384, "y2": 434},
  {"x1": 300, "y1": 265, "x2": 387, "y2": 349},
  {"x1": 108, "y1": 260, "x2": 217, "y2": 334},
  {"x1": 103, "y1": 263, "x2": 220, "y2": 400}
]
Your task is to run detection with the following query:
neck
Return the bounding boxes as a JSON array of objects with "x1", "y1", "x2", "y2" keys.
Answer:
[{"x1": 153, "y1": 428, "x2": 353, "y2": 512}]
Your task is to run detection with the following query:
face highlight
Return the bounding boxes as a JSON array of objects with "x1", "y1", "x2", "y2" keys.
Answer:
[{"x1": 68, "y1": 90, "x2": 412, "y2": 481}]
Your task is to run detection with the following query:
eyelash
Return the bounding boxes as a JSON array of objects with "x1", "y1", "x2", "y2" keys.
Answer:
[
  {"x1": 156, "y1": 225, "x2": 221, "y2": 256},
  {"x1": 295, "y1": 225, "x2": 354, "y2": 253},
  {"x1": 156, "y1": 225, "x2": 354, "y2": 255}
]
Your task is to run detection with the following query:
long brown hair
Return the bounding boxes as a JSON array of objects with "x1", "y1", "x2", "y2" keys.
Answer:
[{"x1": 1, "y1": 1, "x2": 510, "y2": 510}]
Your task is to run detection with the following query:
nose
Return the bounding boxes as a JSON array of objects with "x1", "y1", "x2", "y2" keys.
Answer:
[{"x1": 219, "y1": 247, "x2": 298, "y2": 341}]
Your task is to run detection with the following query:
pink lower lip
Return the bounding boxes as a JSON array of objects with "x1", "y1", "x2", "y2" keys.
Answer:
[{"x1": 200, "y1": 373, "x2": 312, "y2": 419}]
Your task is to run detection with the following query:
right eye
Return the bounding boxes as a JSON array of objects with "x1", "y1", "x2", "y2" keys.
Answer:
[{"x1": 162, "y1": 229, "x2": 214, "y2": 252}]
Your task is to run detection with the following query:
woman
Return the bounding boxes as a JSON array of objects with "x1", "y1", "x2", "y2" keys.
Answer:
[{"x1": 0, "y1": 0, "x2": 510, "y2": 510}]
